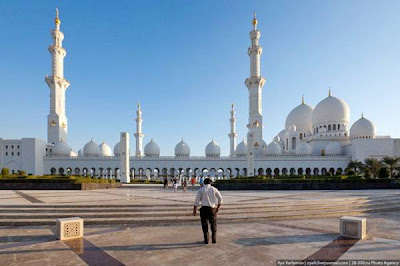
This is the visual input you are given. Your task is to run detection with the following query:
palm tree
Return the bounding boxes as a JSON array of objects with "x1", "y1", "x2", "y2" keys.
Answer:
[
  {"x1": 382, "y1": 156, "x2": 400, "y2": 178},
  {"x1": 346, "y1": 160, "x2": 364, "y2": 175},
  {"x1": 364, "y1": 158, "x2": 382, "y2": 178}
]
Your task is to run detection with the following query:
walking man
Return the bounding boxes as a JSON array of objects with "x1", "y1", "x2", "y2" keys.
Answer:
[
  {"x1": 191, "y1": 176, "x2": 196, "y2": 190},
  {"x1": 193, "y1": 178, "x2": 223, "y2": 244},
  {"x1": 163, "y1": 177, "x2": 168, "y2": 191},
  {"x1": 199, "y1": 176, "x2": 204, "y2": 187}
]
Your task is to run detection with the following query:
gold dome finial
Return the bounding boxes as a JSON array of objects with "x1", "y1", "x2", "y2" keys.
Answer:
[
  {"x1": 55, "y1": 8, "x2": 61, "y2": 25},
  {"x1": 252, "y1": 11, "x2": 258, "y2": 29},
  {"x1": 301, "y1": 95, "x2": 304, "y2": 105},
  {"x1": 328, "y1": 87, "x2": 331, "y2": 97}
]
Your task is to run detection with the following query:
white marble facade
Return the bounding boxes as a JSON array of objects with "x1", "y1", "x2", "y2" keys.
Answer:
[{"x1": 1, "y1": 10, "x2": 399, "y2": 180}]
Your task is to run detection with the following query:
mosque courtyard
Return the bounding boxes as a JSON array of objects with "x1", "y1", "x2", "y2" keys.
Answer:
[{"x1": 0, "y1": 186, "x2": 399, "y2": 265}]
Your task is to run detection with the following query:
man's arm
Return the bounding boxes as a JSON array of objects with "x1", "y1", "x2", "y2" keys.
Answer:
[
  {"x1": 215, "y1": 188, "x2": 223, "y2": 213},
  {"x1": 193, "y1": 190, "x2": 202, "y2": 216}
]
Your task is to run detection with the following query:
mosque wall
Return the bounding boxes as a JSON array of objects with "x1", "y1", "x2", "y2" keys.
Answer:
[
  {"x1": 0, "y1": 138, "x2": 47, "y2": 175},
  {"x1": 351, "y1": 138, "x2": 396, "y2": 162}
]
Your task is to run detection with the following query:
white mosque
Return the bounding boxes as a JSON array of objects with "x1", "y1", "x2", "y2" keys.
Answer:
[{"x1": 1, "y1": 10, "x2": 399, "y2": 182}]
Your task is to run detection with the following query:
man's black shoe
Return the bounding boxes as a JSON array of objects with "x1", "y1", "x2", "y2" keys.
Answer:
[{"x1": 203, "y1": 233, "x2": 209, "y2": 244}]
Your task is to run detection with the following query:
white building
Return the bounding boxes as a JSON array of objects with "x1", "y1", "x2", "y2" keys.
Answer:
[{"x1": 1, "y1": 11, "x2": 399, "y2": 180}]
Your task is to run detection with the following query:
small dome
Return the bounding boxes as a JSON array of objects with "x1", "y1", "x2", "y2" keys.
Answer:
[
  {"x1": 114, "y1": 142, "x2": 120, "y2": 156},
  {"x1": 205, "y1": 140, "x2": 220, "y2": 157},
  {"x1": 319, "y1": 127, "x2": 327, "y2": 133},
  {"x1": 83, "y1": 139, "x2": 100, "y2": 157},
  {"x1": 295, "y1": 142, "x2": 312, "y2": 155},
  {"x1": 278, "y1": 130, "x2": 286, "y2": 140},
  {"x1": 285, "y1": 102, "x2": 314, "y2": 133},
  {"x1": 175, "y1": 139, "x2": 190, "y2": 157},
  {"x1": 99, "y1": 142, "x2": 112, "y2": 156},
  {"x1": 78, "y1": 149, "x2": 83, "y2": 156},
  {"x1": 273, "y1": 135, "x2": 281, "y2": 143},
  {"x1": 325, "y1": 142, "x2": 341, "y2": 156},
  {"x1": 53, "y1": 140, "x2": 71, "y2": 156},
  {"x1": 255, "y1": 140, "x2": 268, "y2": 156},
  {"x1": 267, "y1": 141, "x2": 282, "y2": 155},
  {"x1": 305, "y1": 130, "x2": 312, "y2": 137},
  {"x1": 144, "y1": 139, "x2": 160, "y2": 157},
  {"x1": 312, "y1": 94, "x2": 350, "y2": 127},
  {"x1": 236, "y1": 140, "x2": 248, "y2": 157},
  {"x1": 350, "y1": 116, "x2": 376, "y2": 139},
  {"x1": 70, "y1": 150, "x2": 77, "y2": 157}
]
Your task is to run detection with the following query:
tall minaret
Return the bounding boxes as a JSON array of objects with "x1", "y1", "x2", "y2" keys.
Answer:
[
  {"x1": 245, "y1": 12, "x2": 266, "y2": 176},
  {"x1": 228, "y1": 103, "x2": 237, "y2": 156},
  {"x1": 134, "y1": 103, "x2": 144, "y2": 157},
  {"x1": 45, "y1": 8, "x2": 70, "y2": 144}
]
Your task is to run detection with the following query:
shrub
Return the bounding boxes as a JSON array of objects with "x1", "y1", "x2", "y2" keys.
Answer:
[
  {"x1": 1, "y1": 168, "x2": 9, "y2": 176},
  {"x1": 379, "y1": 168, "x2": 389, "y2": 178}
]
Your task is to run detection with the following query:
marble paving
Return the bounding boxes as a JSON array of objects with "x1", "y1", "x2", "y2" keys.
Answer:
[{"x1": 0, "y1": 187, "x2": 399, "y2": 265}]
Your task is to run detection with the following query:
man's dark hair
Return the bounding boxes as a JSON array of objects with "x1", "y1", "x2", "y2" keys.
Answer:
[{"x1": 204, "y1": 178, "x2": 212, "y2": 184}]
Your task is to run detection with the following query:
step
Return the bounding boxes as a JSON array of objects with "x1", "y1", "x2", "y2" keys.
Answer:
[
  {"x1": 1, "y1": 200, "x2": 399, "y2": 219},
  {"x1": 0, "y1": 205, "x2": 398, "y2": 226}
]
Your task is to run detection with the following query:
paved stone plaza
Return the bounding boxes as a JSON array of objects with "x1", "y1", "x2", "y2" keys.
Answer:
[{"x1": 0, "y1": 186, "x2": 399, "y2": 265}]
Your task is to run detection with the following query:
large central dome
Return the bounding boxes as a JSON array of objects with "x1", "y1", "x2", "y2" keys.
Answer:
[
  {"x1": 312, "y1": 93, "x2": 350, "y2": 127},
  {"x1": 285, "y1": 100, "x2": 314, "y2": 133}
]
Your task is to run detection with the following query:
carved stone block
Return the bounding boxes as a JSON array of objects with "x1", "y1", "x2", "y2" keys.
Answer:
[
  {"x1": 340, "y1": 216, "x2": 366, "y2": 239},
  {"x1": 56, "y1": 217, "x2": 84, "y2": 240}
]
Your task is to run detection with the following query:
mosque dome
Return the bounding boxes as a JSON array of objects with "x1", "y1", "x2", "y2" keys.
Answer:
[
  {"x1": 267, "y1": 141, "x2": 282, "y2": 155},
  {"x1": 350, "y1": 115, "x2": 376, "y2": 139},
  {"x1": 236, "y1": 140, "x2": 248, "y2": 157},
  {"x1": 114, "y1": 142, "x2": 120, "y2": 156},
  {"x1": 319, "y1": 127, "x2": 327, "y2": 133},
  {"x1": 285, "y1": 101, "x2": 314, "y2": 133},
  {"x1": 78, "y1": 149, "x2": 83, "y2": 156},
  {"x1": 260, "y1": 145, "x2": 268, "y2": 156},
  {"x1": 99, "y1": 142, "x2": 112, "y2": 156},
  {"x1": 205, "y1": 140, "x2": 220, "y2": 157},
  {"x1": 273, "y1": 135, "x2": 281, "y2": 143},
  {"x1": 255, "y1": 140, "x2": 268, "y2": 156},
  {"x1": 325, "y1": 142, "x2": 341, "y2": 156},
  {"x1": 175, "y1": 139, "x2": 190, "y2": 157},
  {"x1": 295, "y1": 142, "x2": 312, "y2": 156},
  {"x1": 83, "y1": 139, "x2": 100, "y2": 157},
  {"x1": 278, "y1": 130, "x2": 286, "y2": 140},
  {"x1": 53, "y1": 140, "x2": 71, "y2": 156},
  {"x1": 144, "y1": 139, "x2": 160, "y2": 157},
  {"x1": 70, "y1": 150, "x2": 77, "y2": 157},
  {"x1": 312, "y1": 93, "x2": 350, "y2": 128}
]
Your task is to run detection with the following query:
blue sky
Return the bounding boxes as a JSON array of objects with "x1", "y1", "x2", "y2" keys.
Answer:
[{"x1": 1, "y1": 0, "x2": 399, "y2": 155}]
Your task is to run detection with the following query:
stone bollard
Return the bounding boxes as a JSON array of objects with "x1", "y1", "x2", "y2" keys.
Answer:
[
  {"x1": 340, "y1": 216, "x2": 366, "y2": 240},
  {"x1": 56, "y1": 217, "x2": 84, "y2": 241}
]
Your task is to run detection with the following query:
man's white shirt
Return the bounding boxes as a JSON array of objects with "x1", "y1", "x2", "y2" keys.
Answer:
[{"x1": 194, "y1": 184, "x2": 223, "y2": 208}]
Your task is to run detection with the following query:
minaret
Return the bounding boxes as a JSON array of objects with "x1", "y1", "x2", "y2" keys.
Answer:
[
  {"x1": 45, "y1": 8, "x2": 70, "y2": 144},
  {"x1": 245, "y1": 12, "x2": 266, "y2": 176},
  {"x1": 134, "y1": 103, "x2": 144, "y2": 157},
  {"x1": 228, "y1": 103, "x2": 237, "y2": 156}
]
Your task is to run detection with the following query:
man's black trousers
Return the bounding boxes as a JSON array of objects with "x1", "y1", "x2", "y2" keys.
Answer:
[{"x1": 200, "y1": 206, "x2": 217, "y2": 241}]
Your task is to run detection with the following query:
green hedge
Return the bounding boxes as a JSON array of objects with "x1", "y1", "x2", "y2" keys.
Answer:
[
  {"x1": 131, "y1": 179, "x2": 163, "y2": 184},
  {"x1": 0, "y1": 176, "x2": 116, "y2": 184}
]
